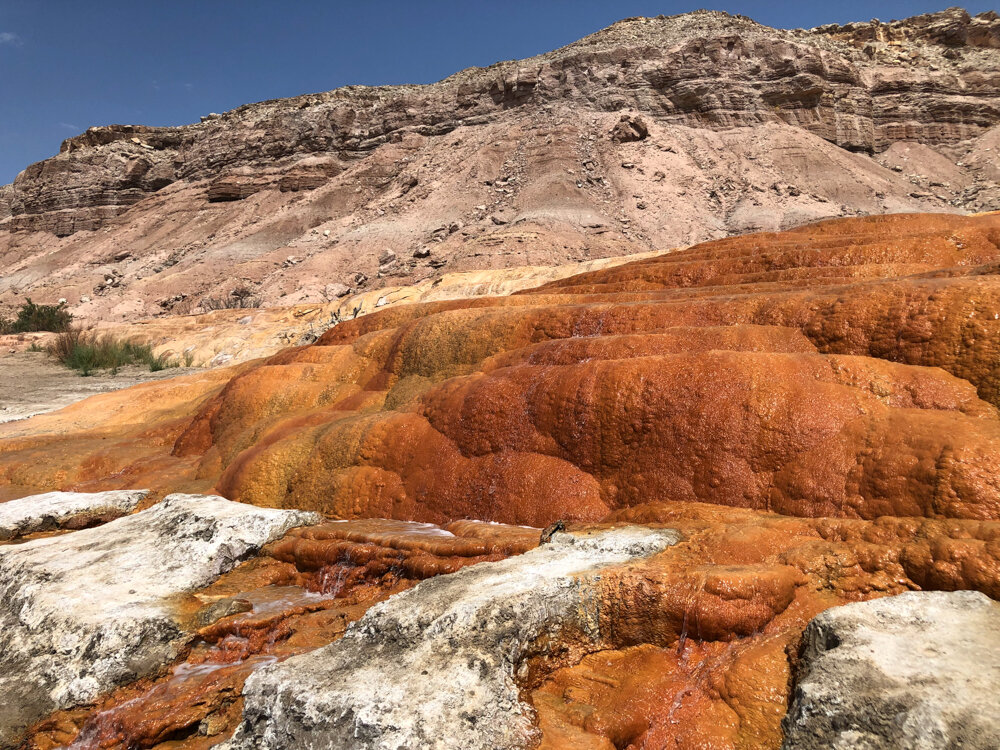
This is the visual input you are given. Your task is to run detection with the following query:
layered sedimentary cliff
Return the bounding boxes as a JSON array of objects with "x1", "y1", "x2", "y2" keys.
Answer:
[{"x1": 3, "y1": 8, "x2": 1000, "y2": 324}]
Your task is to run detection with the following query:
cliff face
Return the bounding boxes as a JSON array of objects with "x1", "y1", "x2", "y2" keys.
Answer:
[{"x1": 2, "y1": 8, "x2": 1000, "y2": 323}]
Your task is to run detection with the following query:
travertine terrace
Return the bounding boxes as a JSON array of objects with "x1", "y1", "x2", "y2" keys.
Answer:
[
  {"x1": 4, "y1": 209, "x2": 1000, "y2": 747},
  {"x1": 2, "y1": 7, "x2": 1000, "y2": 750}
]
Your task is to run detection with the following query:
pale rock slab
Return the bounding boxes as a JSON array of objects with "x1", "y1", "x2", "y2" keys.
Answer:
[
  {"x1": 225, "y1": 526, "x2": 681, "y2": 750},
  {"x1": 0, "y1": 493, "x2": 319, "y2": 746},
  {"x1": 0, "y1": 489, "x2": 148, "y2": 540},
  {"x1": 782, "y1": 590, "x2": 1000, "y2": 749}
]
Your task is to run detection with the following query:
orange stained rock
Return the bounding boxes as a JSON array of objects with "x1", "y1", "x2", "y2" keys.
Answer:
[
  {"x1": 3, "y1": 213, "x2": 1000, "y2": 526},
  {"x1": 269, "y1": 518, "x2": 538, "y2": 576},
  {"x1": 203, "y1": 348, "x2": 1000, "y2": 523},
  {"x1": 0, "y1": 365, "x2": 239, "y2": 498},
  {"x1": 22, "y1": 517, "x2": 541, "y2": 750},
  {"x1": 529, "y1": 502, "x2": 1000, "y2": 749},
  {"x1": 531, "y1": 212, "x2": 1000, "y2": 295},
  {"x1": 17, "y1": 503, "x2": 1000, "y2": 750},
  {"x1": 534, "y1": 639, "x2": 790, "y2": 750},
  {"x1": 25, "y1": 594, "x2": 362, "y2": 750}
]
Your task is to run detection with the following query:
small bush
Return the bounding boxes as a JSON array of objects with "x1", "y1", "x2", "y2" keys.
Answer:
[
  {"x1": 48, "y1": 330, "x2": 177, "y2": 376},
  {"x1": 201, "y1": 286, "x2": 261, "y2": 311},
  {"x1": 0, "y1": 298, "x2": 73, "y2": 334}
]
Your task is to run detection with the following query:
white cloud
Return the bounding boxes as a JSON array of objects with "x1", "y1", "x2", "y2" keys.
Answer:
[
  {"x1": 0, "y1": 32, "x2": 22, "y2": 46},
  {"x1": 58, "y1": 122, "x2": 80, "y2": 131}
]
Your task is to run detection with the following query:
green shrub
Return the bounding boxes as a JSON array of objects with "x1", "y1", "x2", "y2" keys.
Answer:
[
  {"x1": 0, "y1": 298, "x2": 73, "y2": 334},
  {"x1": 47, "y1": 330, "x2": 177, "y2": 376}
]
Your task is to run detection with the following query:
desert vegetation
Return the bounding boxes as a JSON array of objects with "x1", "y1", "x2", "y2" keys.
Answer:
[
  {"x1": 0, "y1": 298, "x2": 72, "y2": 334},
  {"x1": 200, "y1": 286, "x2": 262, "y2": 311},
  {"x1": 47, "y1": 329, "x2": 179, "y2": 376}
]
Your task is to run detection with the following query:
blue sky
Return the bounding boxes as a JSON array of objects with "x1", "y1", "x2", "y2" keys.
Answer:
[{"x1": 0, "y1": 1, "x2": 995, "y2": 185}]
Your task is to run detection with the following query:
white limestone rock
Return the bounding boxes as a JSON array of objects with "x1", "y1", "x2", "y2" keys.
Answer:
[
  {"x1": 0, "y1": 489, "x2": 149, "y2": 540},
  {"x1": 782, "y1": 590, "x2": 1000, "y2": 749},
  {"x1": 0, "y1": 493, "x2": 319, "y2": 746},
  {"x1": 225, "y1": 526, "x2": 681, "y2": 750}
]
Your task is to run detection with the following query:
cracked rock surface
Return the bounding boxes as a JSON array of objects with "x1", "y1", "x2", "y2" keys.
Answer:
[{"x1": 0, "y1": 489, "x2": 148, "y2": 540}]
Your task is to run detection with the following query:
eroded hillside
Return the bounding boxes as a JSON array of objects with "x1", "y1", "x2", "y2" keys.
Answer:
[{"x1": 3, "y1": 8, "x2": 1000, "y2": 325}]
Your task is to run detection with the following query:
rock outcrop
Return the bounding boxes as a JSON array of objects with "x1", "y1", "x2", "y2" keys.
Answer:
[
  {"x1": 0, "y1": 489, "x2": 147, "y2": 539},
  {"x1": 783, "y1": 590, "x2": 1000, "y2": 749},
  {"x1": 815, "y1": 8, "x2": 1000, "y2": 48},
  {"x1": 2, "y1": 187, "x2": 1000, "y2": 749},
  {"x1": 3, "y1": 8, "x2": 1000, "y2": 324},
  {"x1": 0, "y1": 494, "x2": 317, "y2": 746},
  {"x1": 18, "y1": 500, "x2": 1000, "y2": 749},
  {"x1": 4, "y1": 134, "x2": 177, "y2": 235},
  {"x1": 225, "y1": 527, "x2": 680, "y2": 750}
]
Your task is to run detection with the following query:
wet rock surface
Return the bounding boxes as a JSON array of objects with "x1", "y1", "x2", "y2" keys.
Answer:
[
  {"x1": 0, "y1": 494, "x2": 317, "y2": 746},
  {"x1": 526, "y1": 504, "x2": 1000, "y2": 749},
  {"x1": 782, "y1": 591, "x2": 1000, "y2": 750},
  {"x1": 3, "y1": 484, "x2": 1000, "y2": 749},
  {"x1": 225, "y1": 527, "x2": 680, "y2": 750},
  {"x1": 25, "y1": 503, "x2": 990, "y2": 750},
  {"x1": 20, "y1": 516, "x2": 544, "y2": 750}
]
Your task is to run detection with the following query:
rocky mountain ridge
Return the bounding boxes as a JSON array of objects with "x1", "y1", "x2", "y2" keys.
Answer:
[
  {"x1": 8, "y1": 8, "x2": 1000, "y2": 231},
  {"x1": 2, "y1": 7, "x2": 1000, "y2": 325}
]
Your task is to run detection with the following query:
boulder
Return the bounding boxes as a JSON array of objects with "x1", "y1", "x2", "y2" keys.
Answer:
[
  {"x1": 324, "y1": 282, "x2": 351, "y2": 299},
  {"x1": 782, "y1": 590, "x2": 1000, "y2": 749},
  {"x1": 0, "y1": 489, "x2": 148, "y2": 540},
  {"x1": 609, "y1": 114, "x2": 649, "y2": 143}
]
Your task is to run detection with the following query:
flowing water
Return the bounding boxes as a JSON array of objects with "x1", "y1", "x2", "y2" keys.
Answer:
[{"x1": 60, "y1": 584, "x2": 339, "y2": 749}]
